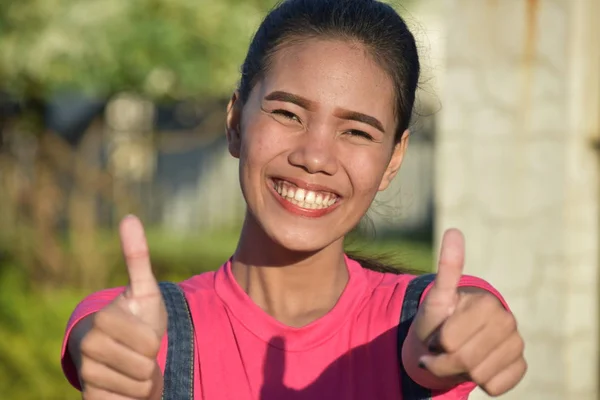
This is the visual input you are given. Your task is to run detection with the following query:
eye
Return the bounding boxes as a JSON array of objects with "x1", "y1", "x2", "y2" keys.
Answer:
[
  {"x1": 346, "y1": 130, "x2": 374, "y2": 141},
  {"x1": 272, "y1": 109, "x2": 301, "y2": 123}
]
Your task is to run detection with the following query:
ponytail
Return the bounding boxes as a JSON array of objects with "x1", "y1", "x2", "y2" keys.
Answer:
[{"x1": 345, "y1": 252, "x2": 425, "y2": 275}]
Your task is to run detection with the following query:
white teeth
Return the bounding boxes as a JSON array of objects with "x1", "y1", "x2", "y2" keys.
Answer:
[
  {"x1": 273, "y1": 180, "x2": 338, "y2": 210},
  {"x1": 294, "y1": 189, "x2": 305, "y2": 202}
]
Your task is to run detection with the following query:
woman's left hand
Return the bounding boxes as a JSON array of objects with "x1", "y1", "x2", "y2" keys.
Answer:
[{"x1": 407, "y1": 229, "x2": 527, "y2": 397}]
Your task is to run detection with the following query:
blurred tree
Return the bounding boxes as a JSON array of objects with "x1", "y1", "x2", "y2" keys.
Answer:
[
  {"x1": 0, "y1": 0, "x2": 416, "y2": 101},
  {"x1": 0, "y1": 0, "x2": 277, "y2": 101},
  {"x1": 0, "y1": 0, "x2": 417, "y2": 290},
  {"x1": 0, "y1": 0, "x2": 282, "y2": 290}
]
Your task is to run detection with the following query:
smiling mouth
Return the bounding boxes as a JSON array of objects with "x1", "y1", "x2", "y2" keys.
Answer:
[{"x1": 272, "y1": 179, "x2": 339, "y2": 210}]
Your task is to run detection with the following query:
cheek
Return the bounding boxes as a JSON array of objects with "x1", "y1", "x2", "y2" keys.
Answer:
[
  {"x1": 240, "y1": 118, "x2": 285, "y2": 173},
  {"x1": 343, "y1": 150, "x2": 390, "y2": 196}
]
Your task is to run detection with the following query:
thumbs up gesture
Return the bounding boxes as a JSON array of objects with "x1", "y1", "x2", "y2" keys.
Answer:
[
  {"x1": 410, "y1": 229, "x2": 527, "y2": 396},
  {"x1": 77, "y1": 216, "x2": 167, "y2": 400}
]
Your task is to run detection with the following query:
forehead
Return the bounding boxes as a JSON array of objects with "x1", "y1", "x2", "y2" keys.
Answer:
[{"x1": 261, "y1": 39, "x2": 396, "y2": 128}]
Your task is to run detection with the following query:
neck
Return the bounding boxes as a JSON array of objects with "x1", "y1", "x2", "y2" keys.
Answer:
[{"x1": 231, "y1": 212, "x2": 349, "y2": 327}]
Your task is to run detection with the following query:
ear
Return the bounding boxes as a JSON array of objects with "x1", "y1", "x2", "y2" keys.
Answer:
[
  {"x1": 378, "y1": 129, "x2": 410, "y2": 191},
  {"x1": 226, "y1": 91, "x2": 242, "y2": 159}
]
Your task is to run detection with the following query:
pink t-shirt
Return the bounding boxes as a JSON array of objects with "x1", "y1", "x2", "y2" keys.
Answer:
[{"x1": 61, "y1": 255, "x2": 507, "y2": 399}]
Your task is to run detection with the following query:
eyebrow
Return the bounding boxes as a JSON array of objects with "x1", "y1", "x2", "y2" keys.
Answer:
[
  {"x1": 265, "y1": 91, "x2": 315, "y2": 111},
  {"x1": 336, "y1": 110, "x2": 385, "y2": 133},
  {"x1": 263, "y1": 90, "x2": 386, "y2": 133}
]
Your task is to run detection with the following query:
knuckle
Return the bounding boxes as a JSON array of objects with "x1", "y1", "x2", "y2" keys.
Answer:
[
  {"x1": 451, "y1": 350, "x2": 471, "y2": 370},
  {"x1": 481, "y1": 382, "x2": 503, "y2": 397},
  {"x1": 79, "y1": 359, "x2": 99, "y2": 384},
  {"x1": 125, "y1": 249, "x2": 150, "y2": 262},
  {"x1": 92, "y1": 309, "x2": 112, "y2": 330},
  {"x1": 514, "y1": 335, "x2": 526, "y2": 355},
  {"x1": 138, "y1": 358, "x2": 157, "y2": 380},
  {"x1": 437, "y1": 328, "x2": 457, "y2": 353},
  {"x1": 140, "y1": 332, "x2": 162, "y2": 356},
  {"x1": 468, "y1": 364, "x2": 493, "y2": 386},
  {"x1": 79, "y1": 334, "x2": 94, "y2": 356},
  {"x1": 81, "y1": 392, "x2": 94, "y2": 400},
  {"x1": 468, "y1": 368, "x2": 486, "y2": 385},
  {"x1": 80, "y1": 332, "x2": 102, "y2": 358},
  {"x1": 82, "y1": 388, "x2": 101, "y2": 400},
  {"x1": 479, "y1": 293, "x2": 500, "y2": 311},
  {"x1": 148, "y1": 332, "x2": 162, "y2": 352},
  {"x1": 518, "y1": 357, "x2": 528, "y2": 376},
  {"x1": 501, "y1": 312, "x2": 518, "y2": 332},
  {"x1": 135, "y1": 379, "x2": 155, "y2": 398}
]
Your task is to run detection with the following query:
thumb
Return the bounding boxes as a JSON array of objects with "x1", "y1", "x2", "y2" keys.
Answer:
[
  {"x1": 431, "y1": 228, "x2": 464, "y2": 302},
  {"x1": 119, "y1": 215, "x2": 160, "y2": 300},
  {"x1": 414, "y1": 228, "x2": 465, "y2": 339}
]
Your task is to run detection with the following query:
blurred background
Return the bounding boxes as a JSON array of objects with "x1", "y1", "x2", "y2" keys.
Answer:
[{"x1": 0, "y1": 0, "x2": 598, "y2": 399}]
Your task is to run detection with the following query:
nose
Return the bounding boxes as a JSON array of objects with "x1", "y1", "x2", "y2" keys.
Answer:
[{"x1": 287, "y1": 129, "x2": 339, "y2": 176}]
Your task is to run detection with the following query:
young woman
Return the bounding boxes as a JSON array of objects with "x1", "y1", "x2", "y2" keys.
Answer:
[{"x1": 62, "y1": 0, "x2": 527, "y2": 399}]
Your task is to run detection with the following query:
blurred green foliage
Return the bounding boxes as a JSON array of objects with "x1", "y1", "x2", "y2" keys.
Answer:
[
  {"x1": 0, "y1": 267, "x2": 87, "y2": 399},
  {"x1": 0, "y1": 0, "x2": 413, "y2": 100},
  {"x1": 0, "y1": 0, "x2": 278, "y2": 99}
]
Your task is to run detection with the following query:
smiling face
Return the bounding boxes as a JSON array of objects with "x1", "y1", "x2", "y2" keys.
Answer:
[{"x1": 227, "y1": 39, "x2": 409, "y2": 252}]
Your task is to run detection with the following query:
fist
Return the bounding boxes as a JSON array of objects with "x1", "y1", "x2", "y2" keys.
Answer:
[
  {"x1": 413, "y1": 229, "x2": 527, "y2": 396},
  {"x1": 77, "y1": 216, "x2": 167, "y2": 399}
]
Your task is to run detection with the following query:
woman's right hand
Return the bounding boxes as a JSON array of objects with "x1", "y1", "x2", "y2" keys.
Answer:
[{"x1": 69, "y1": 216, "x2": 168, "y2": 400}]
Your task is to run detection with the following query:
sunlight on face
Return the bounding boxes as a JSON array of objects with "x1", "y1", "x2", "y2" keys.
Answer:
[{"x1": 231, "y1": 39, "x2": 402, "y2": 252}]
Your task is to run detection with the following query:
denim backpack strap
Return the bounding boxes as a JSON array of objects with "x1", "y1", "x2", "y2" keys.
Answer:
[
  {"x1": 397, "y1": 273, "x2": 436, "y2": 400},
  {"x1": 159, "y1": 282, "x2": 195, "y2": 400}
]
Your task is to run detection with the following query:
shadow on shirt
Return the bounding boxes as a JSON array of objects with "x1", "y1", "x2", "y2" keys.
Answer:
[{"x1": 258, "y1": 325, "x2": 422, "y2": 400}]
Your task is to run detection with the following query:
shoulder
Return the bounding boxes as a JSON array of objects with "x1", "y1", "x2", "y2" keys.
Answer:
[
  {"x1": 176, "y1": 270, "x2": 220, "y2": 306},
  {"x1": 175, "y1": 270, "x2": 224, "y2": 315},
  {"x1": 355, "y1": 269, "x2": 420, "y2": 329},
  {"x1": 362, "y1": 268, "x2": 419, "y2": 297},
  {"x1": 70, "y1": 270, "x2": 219, "y2": 317},
  {"x1": 178, "y1": 270, "x2": 217, "y2": 294},
  {"x1": 362, "y1": 269, "x2": 507, "y2": 309}
]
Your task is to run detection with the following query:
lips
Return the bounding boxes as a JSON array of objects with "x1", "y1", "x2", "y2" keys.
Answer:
[
  {"x1": 269, "y1": 177, "x2": 341, "y2": 218},
  {"x1": 273, "y1": 179, "x2": 338, "y2": 210}
]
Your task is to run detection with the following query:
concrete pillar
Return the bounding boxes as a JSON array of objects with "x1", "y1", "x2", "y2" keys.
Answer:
[{"x1": 435, "y1": 1, "x2": 600, "y2": 399}]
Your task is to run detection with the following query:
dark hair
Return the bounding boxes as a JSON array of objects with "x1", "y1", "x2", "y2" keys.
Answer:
[{"x1": 239, "y1": 0, "x2": 422, "y2": 274}]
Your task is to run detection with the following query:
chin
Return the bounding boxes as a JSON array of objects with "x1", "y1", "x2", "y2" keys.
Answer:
[
  {"x1": 264, "y1": 224, "x2": 340, "y2": 254},
  {"x1": 240, "y1": 178, "x2": 363, "y2": 254}
]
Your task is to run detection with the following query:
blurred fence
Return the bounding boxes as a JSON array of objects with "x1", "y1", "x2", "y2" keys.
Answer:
[
  {"x1": 0, "y1": 92, "x2": 437, "y2": 289},
  {"x1": 156, "y1": 126, "x2": 436, "y2": 236}
]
